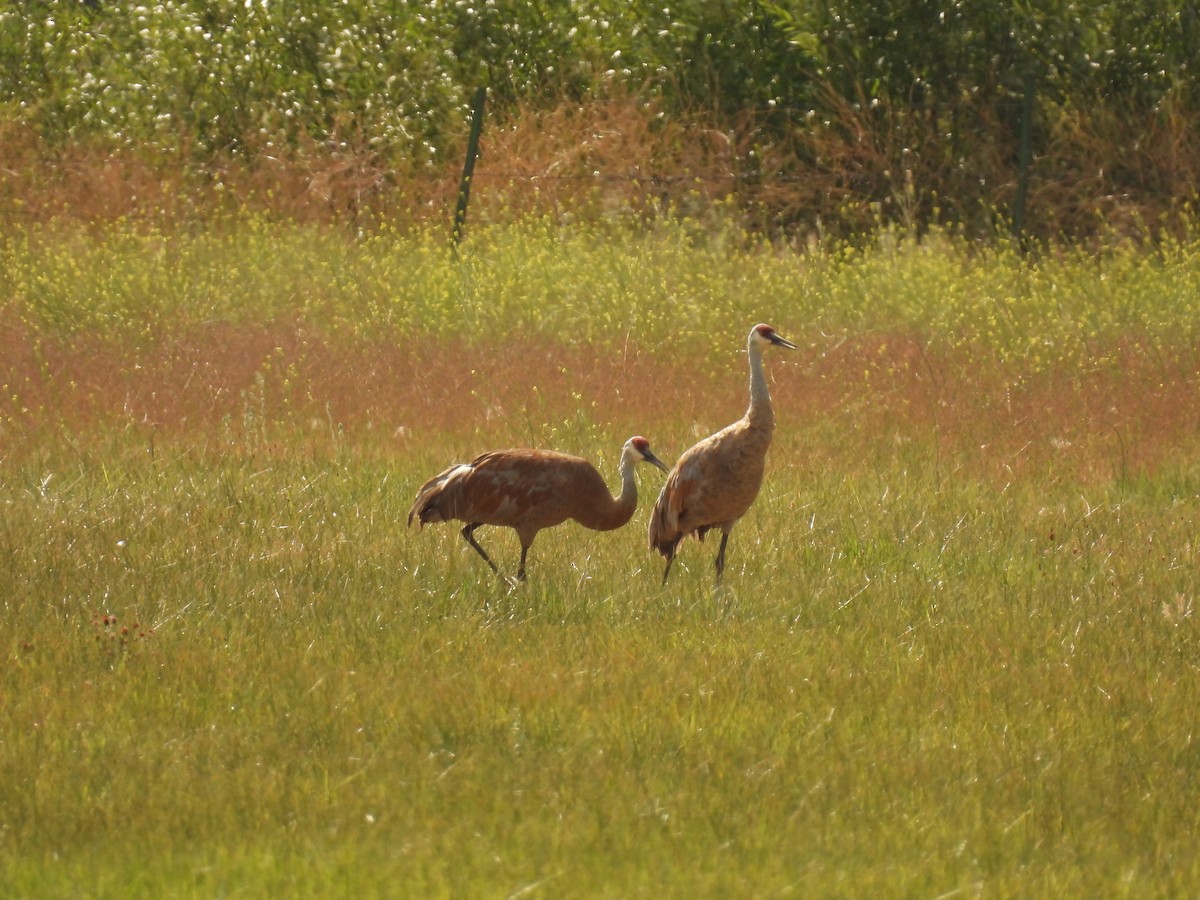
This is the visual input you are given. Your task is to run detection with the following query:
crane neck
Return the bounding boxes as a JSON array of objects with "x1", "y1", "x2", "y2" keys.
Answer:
[
  {"x1": 745, "y1": 340, "x2": 775, "y2": 429},
  {"x1": 615, "y1": 449, "x2": 640, "y2": 510},
  {"x1": 575, "y1": 447, "x2": 642, "y2": 532}
]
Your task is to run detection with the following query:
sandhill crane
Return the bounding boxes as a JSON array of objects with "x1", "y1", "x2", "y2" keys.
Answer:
[
  {"x1": 649, "y1": 323, "x2": 796, "y2": 584},
  {"x1": 408, "y1": 436, "x2": 669, "y2": 583}
]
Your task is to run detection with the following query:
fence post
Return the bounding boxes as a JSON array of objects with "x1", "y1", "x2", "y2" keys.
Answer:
[{"x1": 452, "y1": 87, "x2": 488, "y2": 249}]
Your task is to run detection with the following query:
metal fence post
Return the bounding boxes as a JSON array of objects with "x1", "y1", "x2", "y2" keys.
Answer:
[{"x1": 452, "y1": 87, "x2": 488, "y2": 249}]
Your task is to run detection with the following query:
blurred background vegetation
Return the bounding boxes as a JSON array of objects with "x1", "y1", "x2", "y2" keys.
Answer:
[{"x1": 1, "y1": 0, "x2": 1196, "y2": 239}]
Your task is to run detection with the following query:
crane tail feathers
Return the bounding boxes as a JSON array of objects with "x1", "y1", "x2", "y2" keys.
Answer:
[
  {"x1": 648, "y1": 475, "x2": 720, "y2": 559},
  {"x1": 647, "y1": 486, "x2": 682, "y2": 559}
]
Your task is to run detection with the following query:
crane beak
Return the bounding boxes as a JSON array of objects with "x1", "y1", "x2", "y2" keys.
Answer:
[
  {"x1": 770, "y1": 332, "x2": 798, "y2": 350},
  {"x1": 643, "y1": 450, "x2": 670, "y2": 472}
]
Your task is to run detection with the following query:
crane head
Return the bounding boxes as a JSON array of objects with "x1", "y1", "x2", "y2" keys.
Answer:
[
  {"x1": 627, "y1": 436, "x2": 670, "y2": 472},
  {"x1": 751, "y1": 323, "x2": 797, "y2": 351}
]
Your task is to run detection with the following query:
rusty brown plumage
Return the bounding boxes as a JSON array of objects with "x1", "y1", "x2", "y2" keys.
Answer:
[
  {"x1": 649, "y1": 323, "x2": 796, "y2": 584},
  {"x1": 408, "y1": 436, "x2": 668, "y2": 582}
]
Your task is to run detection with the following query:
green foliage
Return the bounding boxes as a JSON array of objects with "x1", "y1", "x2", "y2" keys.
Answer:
[
  {"x1": 2, "y1": 0, "x2": 1194, "y2": 159},
  {"x1": 3, "y1": 0, "x2": 1197, "y2": 238},
  {"x1": 0, "y1": 0, "x2": 462, "y2": 159},
  {"x1": 785, "y1": 0, "x2": 1197, "y2": 108}
]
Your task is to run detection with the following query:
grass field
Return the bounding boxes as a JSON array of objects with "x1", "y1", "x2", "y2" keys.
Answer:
[{"x1": 3, "y1": 220, "x2": 1200, "y2": 896}]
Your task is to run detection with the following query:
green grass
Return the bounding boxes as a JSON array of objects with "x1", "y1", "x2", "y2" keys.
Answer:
[
  {"x1": 3, "y1": 220, "x2": 1200, "y2": 896},
  {"x1": 3, "y1": 451, "x2": 1199, "y2": 896}
]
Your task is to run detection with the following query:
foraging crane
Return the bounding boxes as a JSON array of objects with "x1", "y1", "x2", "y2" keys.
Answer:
[
  {"x1": 408, "y1": 436, "x2": 669, "y2": 583},
  {"x1": 649, "y1": 323, "x2": 796, "y2": 584}
]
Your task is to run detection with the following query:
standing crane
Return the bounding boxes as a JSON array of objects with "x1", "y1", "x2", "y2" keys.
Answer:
[
  {"x1": 649, "y1": 323, "x2": 796, "y2": 584},
  {"x1": 408, "y1": 436, "x2": 669, "y2": 583}
]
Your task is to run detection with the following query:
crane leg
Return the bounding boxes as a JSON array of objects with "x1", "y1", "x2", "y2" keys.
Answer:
[
  {"x1": 714, "y1": 533, "x2": 729, "y2": 583},
  {"x1": 461, "y1": 524, "x2": 501, "y2": 576},
  {"x1": 661, "y1": 554, "x2": 675, "y2": 585},
  {"x1": 517, "y1": 544, "x2": 530, "y2": 582}
]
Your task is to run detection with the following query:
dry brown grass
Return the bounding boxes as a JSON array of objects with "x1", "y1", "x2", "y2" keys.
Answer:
[
  {"x1": 5, "y1": 88, "x2": 1198, "y2": 240},
  {"x1": 1036, "y1": 95, "x2": 1200, "y2": 241},
  {"x1": 468, "y1": 92, "x2": 746, "y2": 224},
  {"x1": 6, "y1": 322, "x2": 1198, "y2": 488},
  {"x1": 0, "y1": 121, "x2": 449, "y2": 227},
  {"x1": 786, "y1": 333, "x2": 1200, "y2": 484}
]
